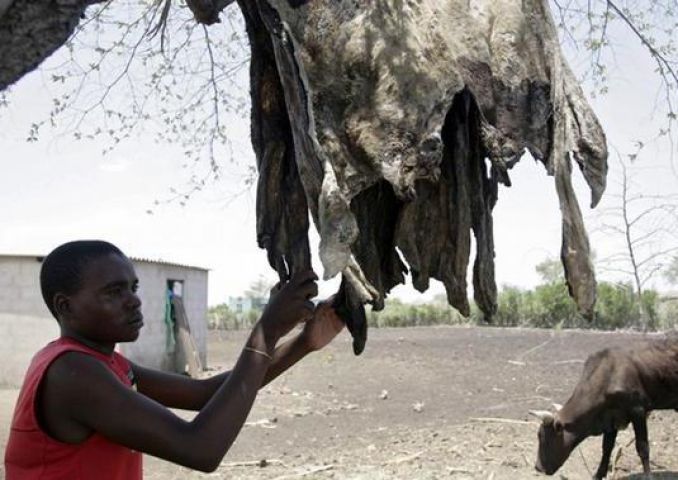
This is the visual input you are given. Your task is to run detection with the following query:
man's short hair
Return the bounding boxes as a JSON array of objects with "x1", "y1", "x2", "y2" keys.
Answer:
[{"x1": 40, "y1": 240, "x2": 124, "y2": 319}]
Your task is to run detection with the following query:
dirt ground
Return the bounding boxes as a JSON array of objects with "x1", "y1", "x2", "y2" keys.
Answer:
[{"x1": 2, "y1": 326, "x2": 678, "y2": 479}]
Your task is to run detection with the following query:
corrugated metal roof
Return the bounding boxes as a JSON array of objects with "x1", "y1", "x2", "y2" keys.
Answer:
[
  {"x1": 0, "y1": 253, "x2": 209, "y2": 271},
  {"x1": 130, "y1": 256, "x2": 209, "y2": 271}
]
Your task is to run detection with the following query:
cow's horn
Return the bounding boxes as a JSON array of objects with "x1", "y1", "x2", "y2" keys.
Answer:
[
  {"x1": 529, "y1": 410, "x2": 555, "y2": 423},
  {"x1": 552, "y1": 403, "x2": 563, "y2": 412}
]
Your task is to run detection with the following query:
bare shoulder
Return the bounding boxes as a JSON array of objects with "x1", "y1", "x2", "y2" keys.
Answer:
[
  {"x1": 40, "y1": 351, "x2": 129, "y2": 443},
  {"x1": 46, "y1": 351, "x2": 121, "y2": 389},
  {"x1": 43, "y1": 351, "x2": 132, "y2": 409}
]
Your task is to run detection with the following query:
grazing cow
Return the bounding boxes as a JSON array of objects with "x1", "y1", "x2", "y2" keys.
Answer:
[{"x1": 531, "y1": 338, "x2": 678, "y2": 479}]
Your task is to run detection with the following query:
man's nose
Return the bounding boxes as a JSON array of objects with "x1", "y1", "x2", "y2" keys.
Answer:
[{"x1": 127, "y1": 291, "x2": 142, "y2": 308}]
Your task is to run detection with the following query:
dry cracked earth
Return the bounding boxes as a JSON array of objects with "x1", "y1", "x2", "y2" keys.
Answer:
[{"x1": 3, "y1": 326, "x2": 678, "y2": 479}]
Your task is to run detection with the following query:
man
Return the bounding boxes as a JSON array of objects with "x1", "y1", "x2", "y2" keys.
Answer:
[{"x1": 5, "y1": 240, "x2": 344, "y2": 478}]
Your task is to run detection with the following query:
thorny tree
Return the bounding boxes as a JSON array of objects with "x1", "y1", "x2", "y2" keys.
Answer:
[
  {"x1": 1, "y1": 0, "x2": 674, "y2": 350},
  {"x1": 592, "y1": 155, "x2": 678, "y2": 327}
]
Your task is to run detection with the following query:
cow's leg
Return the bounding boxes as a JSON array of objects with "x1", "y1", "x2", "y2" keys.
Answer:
[
  {"x1": 593, "y1": 429, "x2": 617, "y2": 479},
  {"x1": 631, "y1": 411, "x2": 651, "y2": 475}
]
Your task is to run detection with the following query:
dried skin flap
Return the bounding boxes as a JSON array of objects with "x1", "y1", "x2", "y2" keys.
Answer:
[
  {"x1": 242, "y1": 0, "x2": 607, "y2": 328},
  {"x1": 0, "y1": 0, "x2": 606, "y2": 350}
]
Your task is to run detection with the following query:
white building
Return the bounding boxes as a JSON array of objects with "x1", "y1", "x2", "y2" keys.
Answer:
[
  {"x1": 228, "y1": 295, "x2": 266, "y2": 314},
  {"x1": 0, "y1": 254, "x2": 208, "y2": 387}
]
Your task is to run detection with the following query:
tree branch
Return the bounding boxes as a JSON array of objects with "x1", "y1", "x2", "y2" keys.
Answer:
[
  {"x1": 185, "y1": 0, "x2": 235, "y2": 25},
  {"x1": 606, "y1": 0, "x2": 678, "y2": 87},
  {"x1": 0, "y1": 0, "x2": 108, "y2": 90}
]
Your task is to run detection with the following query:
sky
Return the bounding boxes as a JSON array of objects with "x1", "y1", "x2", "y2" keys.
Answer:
[{"x1": 0, "y1": 6, "x2": 676, "y2": 307}]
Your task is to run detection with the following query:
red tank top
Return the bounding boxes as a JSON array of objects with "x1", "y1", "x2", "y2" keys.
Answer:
[{"x1": 4, "y1": 337, "x2": 143, "y2": 479}]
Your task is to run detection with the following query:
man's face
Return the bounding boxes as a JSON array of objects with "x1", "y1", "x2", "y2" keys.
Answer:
[{"x1": 61, "y1": 253, "x2": 143, "y2": 346}]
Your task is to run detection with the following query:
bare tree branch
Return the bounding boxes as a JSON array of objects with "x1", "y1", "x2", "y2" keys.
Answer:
[
  {"x1": 606, "y1": 1, "x2": 678, "y2": 86},
  {"x1": 185, "y1": 0, "x2": 235, "y2": 25}
]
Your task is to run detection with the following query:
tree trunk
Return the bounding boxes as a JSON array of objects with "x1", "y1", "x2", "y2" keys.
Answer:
[{"x1": 0, "y1": 0, "x2": 104, "y2": 90}]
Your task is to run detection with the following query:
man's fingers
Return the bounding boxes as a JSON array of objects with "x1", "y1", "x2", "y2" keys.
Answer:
[
  {"x1": 305, "y1": 282, "x2": 319, "y2": 300},
  {"x1": 290, "y1": 270, "x2": 318, "y2": 286},
  {"x1": 301, "y1": 300, "x2": 315, "y2": 320},
  {"x1": 297, "y1": 282, "x2": 318, "y2": 303},
  {"x1": 285, "y1": 271, "x2": 318, "y2": 300}
]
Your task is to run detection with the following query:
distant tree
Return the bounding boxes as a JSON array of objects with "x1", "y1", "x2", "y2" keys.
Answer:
[
  {"x1": 666, "y1": 256, "x2": 678, "y2": 286},
  {"x1": 535, "y1": 257, "x2": 565, "y2": 284},
  {"x1": 243, "y1": 275, "x2": 275, "y2": 301},
  {"x1": 207, "y1": 303, "x2": 236, "y2": 330},
  {"x1": 662, "y1": 256, "x2": 678, "y2": 324},
  {"x1": 592, "y1": 156, "x2": 678, "y2": 328},
  {"x1": 530, "y1": 282, "x2": 581, "y2": 329},
  {"x1": 493, "y1": 286, "x2": 527, "y2": 327},
  {"x1": 594, "y1": 282, "x2": 642, "y2": 329},
  {"x1": 367, "y1": 297, "x2": 464, "y2": 328}
]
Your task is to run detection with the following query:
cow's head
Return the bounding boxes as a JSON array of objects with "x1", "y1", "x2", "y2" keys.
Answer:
[{"x1": 530, "y1": 405, "x2": 581, "y2": 475}]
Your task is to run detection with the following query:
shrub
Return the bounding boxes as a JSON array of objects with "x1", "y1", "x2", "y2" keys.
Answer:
[
  {"x1": 212, "y1": 281, "x2": 667, "y2": 332},
  {"x1": 208, "y1": 303, "x2": 262, "y2": 330},
  {"x1": 368, "y1": 298, "x2": 466, "y2": 328}
]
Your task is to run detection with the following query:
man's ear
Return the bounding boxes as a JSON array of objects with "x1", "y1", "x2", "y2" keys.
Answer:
[{"x1": 53, "y1": 293, "x2": 70, "y2": 319}]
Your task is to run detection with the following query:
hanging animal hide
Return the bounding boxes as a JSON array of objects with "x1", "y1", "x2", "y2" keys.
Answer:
[
  {"x1": 0, "y1": 0, "x2": 608, "y2": 354},
  {"x1": 238, "y1": 0, "x2": 607, "y2": 353}
]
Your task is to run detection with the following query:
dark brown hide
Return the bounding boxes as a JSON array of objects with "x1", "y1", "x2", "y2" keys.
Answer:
[
  {"x1": 0, "y1": 1, "x2": 609, "y2": 353},
  {"x1": 238, "y1": 0, "x2": 607, "y2": 350}
]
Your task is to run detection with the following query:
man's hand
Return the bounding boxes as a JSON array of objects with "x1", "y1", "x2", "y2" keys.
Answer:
[
  {"x1": 301, "y1": 297, "x2": 345, "y2": 352},
  {"x1": 258, "y1": 271, "x2": 318, "y2": 348}
]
